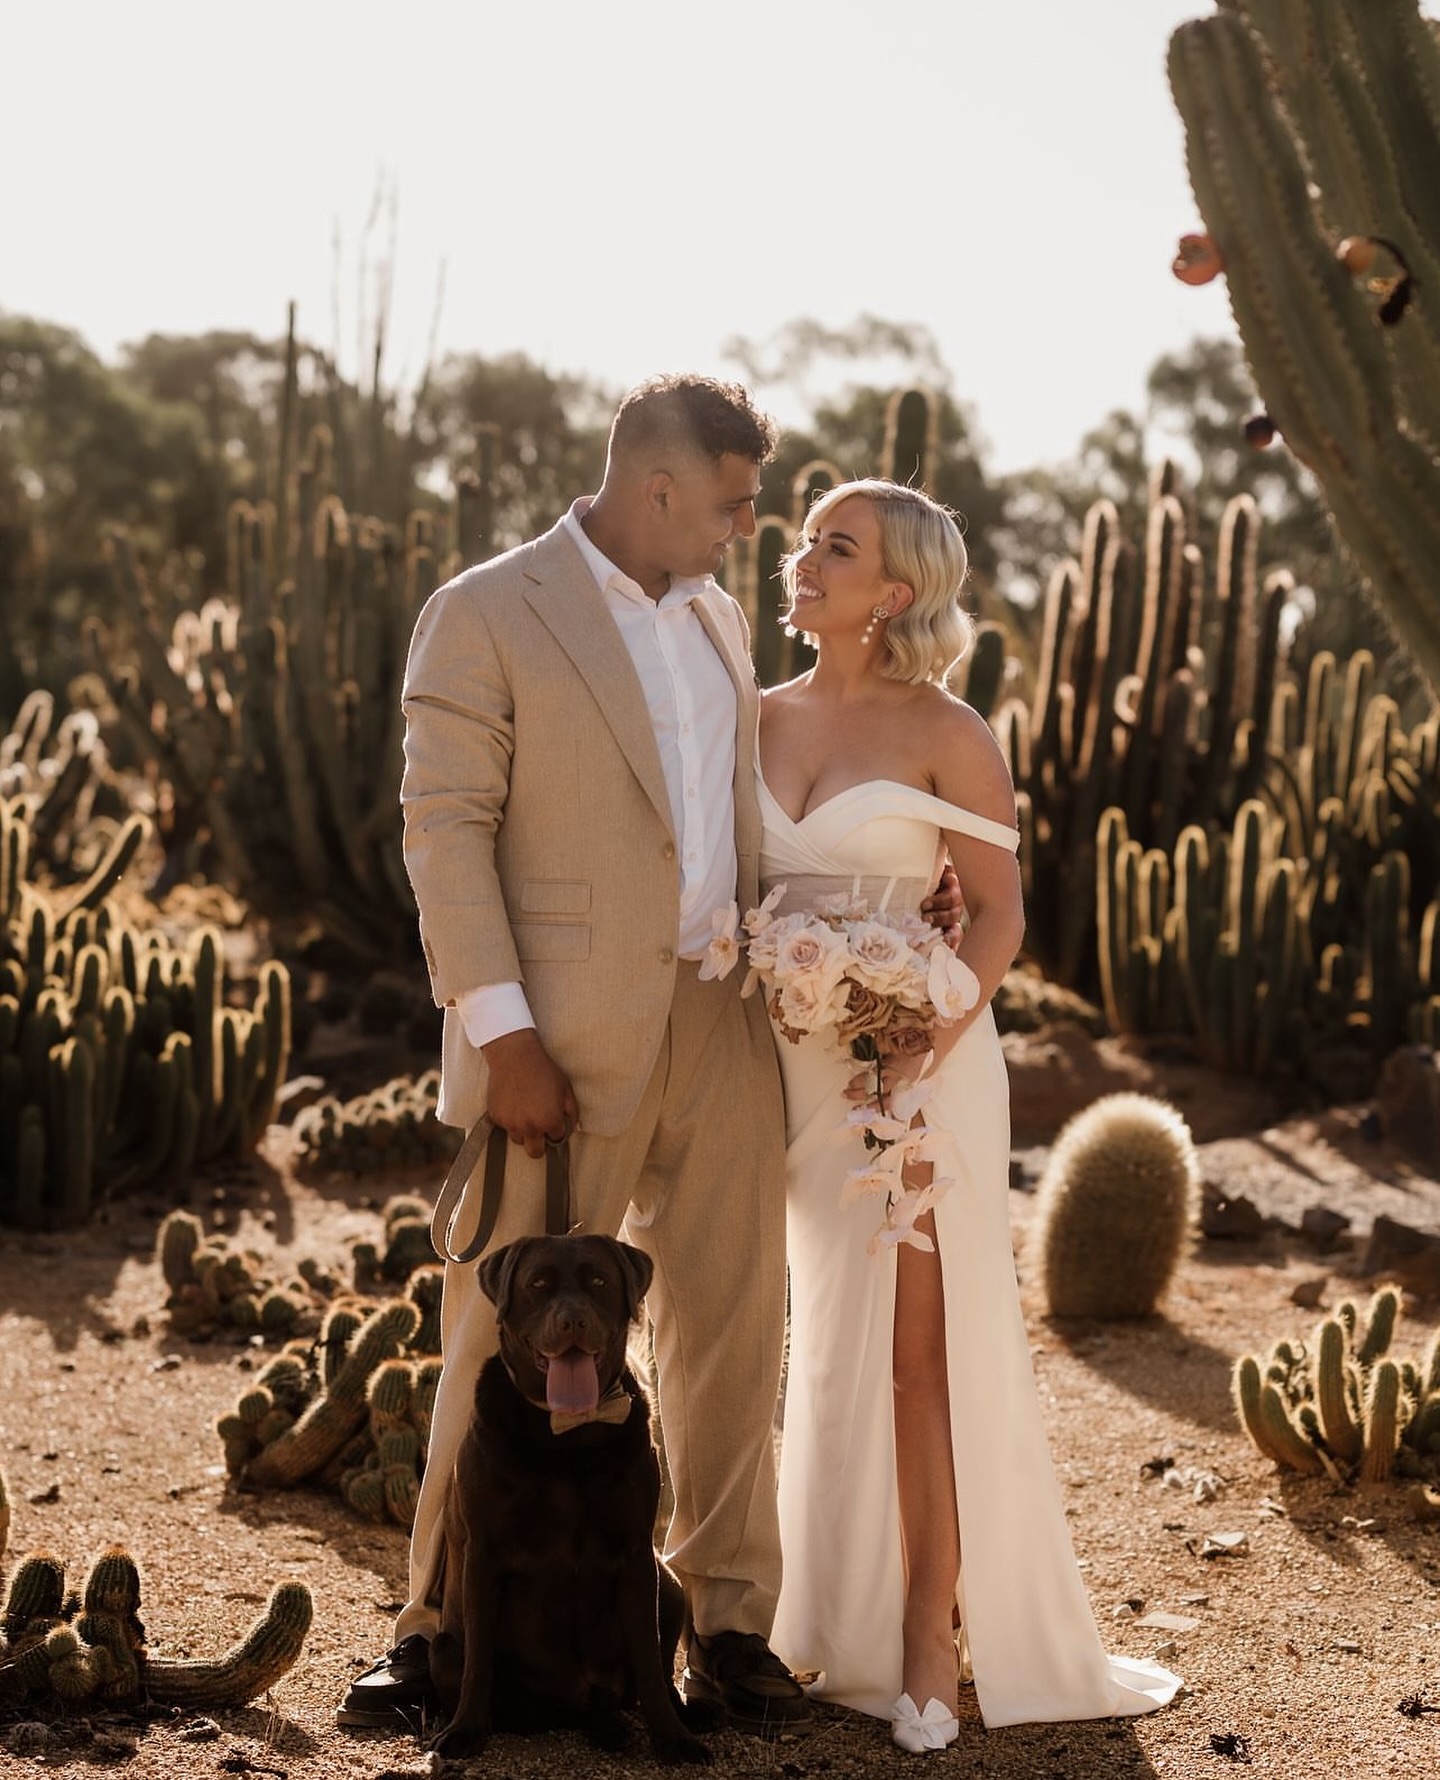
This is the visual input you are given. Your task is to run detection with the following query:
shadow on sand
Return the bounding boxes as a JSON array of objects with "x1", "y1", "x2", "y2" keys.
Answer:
[{"x1": 1045, "y1": 1311, "x2": 1238, "y2": 1434}]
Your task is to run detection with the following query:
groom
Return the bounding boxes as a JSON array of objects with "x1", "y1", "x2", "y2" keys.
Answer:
[{"x1": 338, "y1": 374, "x2": 810, "y2": 1736}]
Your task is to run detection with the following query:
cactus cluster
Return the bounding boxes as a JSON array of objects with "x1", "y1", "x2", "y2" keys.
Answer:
[
  {"x1": 0, "y1": 1533, "x2": 311, "y2": 1712},
  {"x1": 156, "y1": 1208, "x2": 332, "y2": 1340},
  {"x1": 1233, "y1": 1286, "x2": 1440, "y2": 1488},
  {"x1": 216, "y1": 1270, "x2": 443, "y2": 1527},
  {"x1": 0, "y1": 800, "x2": 291, "y2": 1227},
  {"x1": 293, "y1": 1069, "x2": 458, "y2": 1176},
  {"x1": 993, "y1": 462, "x2": 1440, "y2": 1079},
  {"x1": 92, "y1": 422, "x2": 492, "y2": 958},
  {"x1": 1030, "y1": 1092, "x2": 1201, "y2": 1319},
  {"x1": 1096, "y1": 646, "x2": 1440, "y2": 1074},
  {"x1": 1169, "y1": 0, "x2": 1440, "y2": 696},
  {"x1": 1005, "y1": 479, "x2": 1300, "y2": 993},
  {"x1": 350, "y1": 1192, "x2": 438, "y2": 1289}
]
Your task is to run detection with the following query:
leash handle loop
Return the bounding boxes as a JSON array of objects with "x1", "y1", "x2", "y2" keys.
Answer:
[{"x1": 430, "y1": 1115, "x2": 572, "y2": 1265}]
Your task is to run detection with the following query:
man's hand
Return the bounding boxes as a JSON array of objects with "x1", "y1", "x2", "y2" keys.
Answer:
[
  {"x1": 481, "y1": 1029, "x2": 580, "y2": 1159},
  {"x1": 921, "y1": 861, "x2": 965, "y2": 941}
]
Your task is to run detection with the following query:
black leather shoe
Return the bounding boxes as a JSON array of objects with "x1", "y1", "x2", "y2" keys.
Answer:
[
  {"x1": 683, "y1": 1631, "x2": 813, "y2": 1735},
  {"x1": 336, "y1": 1633, "x2": 436, "y2": 1729}
]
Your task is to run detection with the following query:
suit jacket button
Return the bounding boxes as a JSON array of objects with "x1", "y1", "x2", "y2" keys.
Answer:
[
  {"x1": 659, "y1": 948, "x2": 675, "y2": 965},
  {"x1": 662, "y1": 841, "x2": 676, "y2": 860}
]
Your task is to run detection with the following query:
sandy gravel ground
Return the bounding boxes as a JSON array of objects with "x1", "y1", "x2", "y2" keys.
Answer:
[{"x1": 3, "y1": 1032, "x2": 1440, "y2": 1780}]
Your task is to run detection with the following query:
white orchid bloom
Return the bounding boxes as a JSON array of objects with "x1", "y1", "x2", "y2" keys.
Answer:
[
  {"x1": 927, "y1": 945, "x2": 981, "y2": 1021},
  {"x1": 698, "y1": 903, "x2": 741, "y2": 981}
]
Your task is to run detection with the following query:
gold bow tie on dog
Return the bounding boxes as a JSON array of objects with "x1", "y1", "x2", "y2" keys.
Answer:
[{"x1": 550, "y1": 1384, "x2": 634, "y2": 1435}]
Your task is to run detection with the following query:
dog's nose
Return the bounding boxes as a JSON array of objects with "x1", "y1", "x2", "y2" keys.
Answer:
[{"x1": 550, "y1": 1300, "x2": 593, "y2": 1341}]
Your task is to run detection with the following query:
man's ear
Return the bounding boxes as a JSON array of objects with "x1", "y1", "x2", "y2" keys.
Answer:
[{"x1": 642, "y1": 470, "x2": 674, "y2": 517}]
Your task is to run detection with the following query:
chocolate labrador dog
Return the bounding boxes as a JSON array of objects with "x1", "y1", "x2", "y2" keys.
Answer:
[{"x1": 429, "y1": 1232, "x2": 711, "y2": 1764}]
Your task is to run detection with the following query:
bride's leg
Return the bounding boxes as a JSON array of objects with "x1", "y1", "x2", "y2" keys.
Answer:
[{"x1": 893, "y1": 1205, "x2": 961, "y2": 1713}]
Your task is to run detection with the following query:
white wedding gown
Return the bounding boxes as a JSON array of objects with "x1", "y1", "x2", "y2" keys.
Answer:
[{"x1": 762, "y1": 776, "x2": 1181, "y2": 1727}]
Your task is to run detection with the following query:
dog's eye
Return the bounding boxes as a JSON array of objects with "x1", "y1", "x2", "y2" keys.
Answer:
[
  {"x1": 589, "y1": 1274, "x2": 611, "y2": 1291},
  {"x1": 528, "y1": 1272, "x2": 554, "y2": 1291}
]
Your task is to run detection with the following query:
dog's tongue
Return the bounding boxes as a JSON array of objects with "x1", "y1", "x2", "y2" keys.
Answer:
[{"x1": 546, "y1": 1350, "x2": 600, "y2": 1415}]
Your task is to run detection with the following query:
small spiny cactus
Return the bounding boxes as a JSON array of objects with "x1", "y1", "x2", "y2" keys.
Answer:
[
  {"x1": 1030, "y1": 1092, "x2": 1200, "y2": 1318},
  {"x1": 1231, "y1": 1286, "x2": 1440, "y2": 1491},
  {"x1": 0, "y1": 1546, "x2": 310, "y2": 1712}
]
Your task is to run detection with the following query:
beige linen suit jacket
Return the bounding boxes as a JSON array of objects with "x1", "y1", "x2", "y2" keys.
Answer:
[{"x1": 401, "y1": 517, "x2": 768, "y2": 1134}]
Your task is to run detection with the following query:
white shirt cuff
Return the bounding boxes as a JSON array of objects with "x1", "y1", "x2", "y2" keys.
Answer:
[{"x1": 457, "y1": 982, "x2": 536, "y2": 1050}]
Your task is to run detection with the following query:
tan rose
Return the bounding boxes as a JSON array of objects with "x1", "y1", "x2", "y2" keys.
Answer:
[{"x1": 835, "y1": 981, "x2": 892, "y2": 1043}]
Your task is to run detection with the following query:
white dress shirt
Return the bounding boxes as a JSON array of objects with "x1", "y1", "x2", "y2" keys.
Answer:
[{"x1": 458, "y1": 499, "x2": 739, "y2": 1049}]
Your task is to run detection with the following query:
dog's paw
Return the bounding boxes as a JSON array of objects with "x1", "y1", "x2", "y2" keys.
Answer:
[
  {"x1": 586, "y1": 1709, "x2": 633, "y2": 1753},
  {"x1": 652, "y1": 1728, "x2": 713, "y2": 1766},
  {"x1": 677, "y1": 1694, "x2": 725, "y2": 1734},
  {"x1": 428, "y1": 1719, "x2": 490, "y2": 1759}
]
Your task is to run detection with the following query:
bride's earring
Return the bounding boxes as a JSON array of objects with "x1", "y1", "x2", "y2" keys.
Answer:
[{"x1": 861, "y1": 604, "x2": 889, "y2": 646}]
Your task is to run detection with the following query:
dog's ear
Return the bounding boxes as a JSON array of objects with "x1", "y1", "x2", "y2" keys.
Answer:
[
  {"x1": 613, "y1": 1240, "x2": 654, "y2": 1322},
  {"x1": 477, "y1": 1238, "x2": 534, "y2": 1321}
]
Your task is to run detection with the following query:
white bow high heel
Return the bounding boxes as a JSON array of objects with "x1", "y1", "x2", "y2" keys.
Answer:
[{"x1": 890, "y1": 1691, "x2": 960, "y2": 1754}]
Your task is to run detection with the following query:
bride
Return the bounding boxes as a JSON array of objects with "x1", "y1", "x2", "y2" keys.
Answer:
[{"x1": 758, "y1": 479, "x2": 1181, "y2": 1752}]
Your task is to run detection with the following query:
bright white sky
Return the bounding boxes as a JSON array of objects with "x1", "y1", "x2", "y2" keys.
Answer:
[{"x1": 2, "y1": 0, "x2": 1387, "y2": 473}]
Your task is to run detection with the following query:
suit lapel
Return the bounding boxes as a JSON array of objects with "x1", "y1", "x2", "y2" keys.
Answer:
[
  {"x1": 694, "y1": 590, "x2": 763, "y2": 900},
  {"x1": 521, "y1": 525, "x2": 674, "y2": 836}
]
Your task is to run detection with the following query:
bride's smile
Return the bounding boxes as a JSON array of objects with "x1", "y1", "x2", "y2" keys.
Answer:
[{"x1": 784, "y1": 496, "x2": 907, "y2": 637}]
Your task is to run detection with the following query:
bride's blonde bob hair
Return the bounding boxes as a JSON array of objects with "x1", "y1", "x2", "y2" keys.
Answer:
[{"x1": 781, "y1": 478, "x2": 974, "y2": 686}]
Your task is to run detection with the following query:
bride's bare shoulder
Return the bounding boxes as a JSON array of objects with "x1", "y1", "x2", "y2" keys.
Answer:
[
  {"x1": 921, "y1": 688, "x2": 1016, "y2": 815},
  {"x1": 911, "y1": 682, "x2": 992, "y2": 743}
]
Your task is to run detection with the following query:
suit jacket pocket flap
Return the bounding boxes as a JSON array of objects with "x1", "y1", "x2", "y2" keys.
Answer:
[
  {"x1": 513, "y1": 922, "x2": 591, "y2": 963},
  {"x1": 519, "y1": 879, "x2": 592, "y2": 916}
]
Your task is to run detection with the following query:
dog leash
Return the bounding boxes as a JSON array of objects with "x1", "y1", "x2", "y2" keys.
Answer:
[{"x1": 430, "y1": 1114, "x2": 572, "y2": 1264}]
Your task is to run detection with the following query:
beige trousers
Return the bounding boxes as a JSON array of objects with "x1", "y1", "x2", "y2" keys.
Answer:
[{"x1": 397, "y1": 961, "x2": 788, "y2": 1643}]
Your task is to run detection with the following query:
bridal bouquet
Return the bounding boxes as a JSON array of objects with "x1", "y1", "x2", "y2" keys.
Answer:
[{"x1": 700, "y1": 886, "x2": 981, "y2": 1253}]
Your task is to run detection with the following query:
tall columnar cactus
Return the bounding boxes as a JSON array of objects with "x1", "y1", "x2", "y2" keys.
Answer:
[
  {"x1": 1096, "y1": 768, "x2": 1440, "y2": 1078},
  {"x1": 1169, "y1": 0, "x2": 1440, "y2": 696},
  {"x1": 1030, "y1": 1092, "x2": 1200, "y2": 1318},
  {"x1": 882, "y1": 387, "x2": 940, "y2": 490},
  {"x1": 1003, "y1": 477, "x2": 1296, "y2": 995},
  {"x1": 0, "y1": 691, "x2": 127, "y2": 875},
  {"x1": 96, "y1": 426, "x2": 497, "y2": 957},
  {"x1": 1232, "y1": 1286, "x2": 1440, "y2": 1486}
]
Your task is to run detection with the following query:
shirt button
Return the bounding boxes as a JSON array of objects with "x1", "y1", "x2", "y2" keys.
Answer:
[
  {"x1": 662, "y1": 842, "x2": 676, "y2": 860},
  {"x1": 659, "y1": 948, "x2": 675, "y2": 965}
]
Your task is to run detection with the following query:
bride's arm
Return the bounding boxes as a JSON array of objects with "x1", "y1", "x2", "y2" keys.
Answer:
[{"x1": 885, "y1": 702, "x2": 1025, "y2": 1088}]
